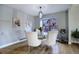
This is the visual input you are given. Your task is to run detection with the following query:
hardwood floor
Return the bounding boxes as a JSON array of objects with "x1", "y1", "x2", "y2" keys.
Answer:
[{"x1": 0, "y1": 41, "x2": 79, "y2": 54}]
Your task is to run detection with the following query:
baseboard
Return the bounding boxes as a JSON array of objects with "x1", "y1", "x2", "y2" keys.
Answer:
[{"x1": 0, "y1": 39, "x2": 27, "y2": 49}]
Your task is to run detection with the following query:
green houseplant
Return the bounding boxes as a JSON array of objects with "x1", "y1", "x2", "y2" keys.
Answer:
[{"x1": 71, "y1": 28, "x2": 79, "y2": 39}]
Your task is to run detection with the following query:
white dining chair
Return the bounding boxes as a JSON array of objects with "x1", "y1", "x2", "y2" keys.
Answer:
[
  {"x1": 42, "y1": 30, "x2": 58, "y2": 47},
  {"x1": 26, "y1": 32, "x2": 41, "y2": 52}
]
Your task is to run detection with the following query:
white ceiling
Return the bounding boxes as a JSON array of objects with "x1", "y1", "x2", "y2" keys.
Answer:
[{"x1": 6, "y1": 4, "x2": 71, "y2": 16}]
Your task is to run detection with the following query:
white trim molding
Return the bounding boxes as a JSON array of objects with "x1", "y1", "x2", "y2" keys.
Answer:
[{"x1": 0, "y1": 39, "x2": 27, "y2": 49}]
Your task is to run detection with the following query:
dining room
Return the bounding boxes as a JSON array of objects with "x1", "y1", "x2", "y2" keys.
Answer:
[{"x1": 1, "y1": 4, "x2": 79, "y2": 54}]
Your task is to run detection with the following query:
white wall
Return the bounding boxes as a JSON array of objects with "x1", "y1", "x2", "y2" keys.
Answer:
[
  {"x1": 0, "y1": 5, "x2": 14, "y2": 46},
  {"x1": 0, "y1": 5, "x2": 35, "y2": 47},
  {"x1": 34, "y1": 11, "x2": 67, "y2": 30},
  {"x1": 0, "y1": 5, "x2": 13, "y2": 21},
  {"x1": 68, "y1": 5, "x2": 79, "y2": 44},
  {"x1": 0, "y1": 20, "x2": 13, "y2": 46}
]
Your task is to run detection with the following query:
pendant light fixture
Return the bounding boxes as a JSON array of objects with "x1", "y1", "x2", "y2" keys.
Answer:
[
  {"x1": 39, "y1": 6, "x2": 43, "y2": 19},
  {"x1": 39, "y1": 6, "x2": 43, "y2": 27}
]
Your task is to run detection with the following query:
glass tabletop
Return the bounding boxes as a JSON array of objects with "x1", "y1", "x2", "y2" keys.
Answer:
[
  {"x1": 38, "y1": 34, "x2": 46, "y2": 40},
  {"x1": 38, "y1": 32, "x2": 47, "y2": 39}
]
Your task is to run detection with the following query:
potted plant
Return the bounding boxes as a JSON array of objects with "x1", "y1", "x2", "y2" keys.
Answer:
[{"x1": 71, "y1": 28, "x2": 79, "y2": 39}]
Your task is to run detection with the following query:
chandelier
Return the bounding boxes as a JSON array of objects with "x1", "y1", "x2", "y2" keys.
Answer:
[
  {"x1": 39, "y1": 6, "x2": 43, "y2": 27},
  {"x1": 39, "y1": 6, "x2": 43, "y2": 19}
]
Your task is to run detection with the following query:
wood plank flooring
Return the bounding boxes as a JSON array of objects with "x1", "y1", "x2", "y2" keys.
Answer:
[{"x1": 0, "y1": 41, "x2": 79, "y2": 54}]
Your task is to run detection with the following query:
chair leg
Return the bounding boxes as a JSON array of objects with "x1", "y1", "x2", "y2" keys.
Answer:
[{"x1": 28, "y1": 46, "x2": 31, "y2": 53}]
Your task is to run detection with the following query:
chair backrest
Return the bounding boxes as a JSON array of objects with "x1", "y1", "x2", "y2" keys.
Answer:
[
  {"x1": 26, "y1": 32, "x2": 41, "y2": 47},
  {"x1": 46, "y1": 30, "x2": 58, "y2": 46}
]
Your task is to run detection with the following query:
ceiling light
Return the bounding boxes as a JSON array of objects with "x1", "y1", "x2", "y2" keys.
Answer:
[{"x1": 39, "y1": 6, "x2": 43, "y2": 19}]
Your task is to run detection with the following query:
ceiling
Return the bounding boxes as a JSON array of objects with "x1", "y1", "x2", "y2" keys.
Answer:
[{"x1": 6, "y1": 4, "x2": 71, "y2": 16}]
